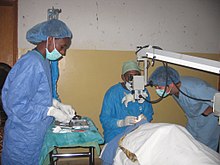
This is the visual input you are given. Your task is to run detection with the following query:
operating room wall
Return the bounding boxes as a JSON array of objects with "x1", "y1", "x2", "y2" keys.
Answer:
[
  {"x1": 17, "y1": 0, "x2": 220, "y2": 136},
  {"x1": 18, "y1": 0, "x2": 220, "y2": 53},
  {"x1": 57, "y1": 52, "x2": 220, "y2": 132},
  {"x1": 19, "y1": 48, "x2": 220, "y2": 134}
]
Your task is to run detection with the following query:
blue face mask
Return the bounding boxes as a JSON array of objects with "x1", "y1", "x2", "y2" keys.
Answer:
[
  {"x1": 156, "y1": 89, "x2": 170, "y2": 97},
  {"x1": 46, "y1": 38, "x2": 62, "y2": 61}
]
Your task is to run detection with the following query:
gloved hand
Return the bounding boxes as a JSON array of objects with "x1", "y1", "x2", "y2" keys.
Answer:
[
  {"x1": 135, "y1": 114, "x2": 147, "y2": 122},
  {"x1": 53, "y1": 99, "x2": 76, "y2": 118},
  {"x1": 122, "y1": 92, "x2": 135, "y2": 107},
  {"x1": 47, "y1": 106, "x2": 71, "y2": 123},
  {"x1": 117, "y1": 116, "x2": 137, "y2": 127}
]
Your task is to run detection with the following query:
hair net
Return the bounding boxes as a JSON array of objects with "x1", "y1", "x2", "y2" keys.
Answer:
[
  {"x1": 148, "y1": 66, "x2": 180, "y2": 86},
  {"x1": 26, "y1": 19, "x2": 72, "y2": 45},
  {"x1": 122, "y1": 61, "x2": 141, "y2": 75}
]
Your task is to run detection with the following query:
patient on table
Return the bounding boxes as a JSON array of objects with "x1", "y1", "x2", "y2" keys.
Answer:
[{"x1": 100, "y1": 121, "x2": 220, "y2": 165}]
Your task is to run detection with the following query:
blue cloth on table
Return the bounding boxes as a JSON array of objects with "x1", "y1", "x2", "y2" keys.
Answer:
[
  {"x1": 39, "y1": 117, "x2": 104, "y2": 165},
  {"x1": 101, "y1": 120, "x2": 148, "y2": 165}
]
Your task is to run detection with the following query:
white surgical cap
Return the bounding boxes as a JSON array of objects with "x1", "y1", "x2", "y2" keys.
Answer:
[{"x1": 122, "y1": 61, "x2": 141, "y2": 75}]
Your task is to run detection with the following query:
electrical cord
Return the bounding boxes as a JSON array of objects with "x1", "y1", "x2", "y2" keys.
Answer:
[
  {"x1": 135, "y1": 45, "x2": 167, "y2": 104},
  {"x1": 169, "y1": 75, "x2": 212, "y2": 102},
  {"x1": 135, "y1": 45, "x2": 212, "y2": 104},
  {"x1": 138, "y1": 62, "x2": 169, "y2": 104},
  {"x1": 139, "y1": 63, "x2": 212, "y2": 103}
]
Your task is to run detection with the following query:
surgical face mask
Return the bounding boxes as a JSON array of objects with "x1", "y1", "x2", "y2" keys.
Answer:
[
  {"x1": 125, "y1": 81, "x2": 133, "y2": 91},
  {"x1": 156, "y1": 89, "x2": 170, "y2": 97},
  {"x1": 46, "y1": 38, "x2": 62, "y2": 61}
]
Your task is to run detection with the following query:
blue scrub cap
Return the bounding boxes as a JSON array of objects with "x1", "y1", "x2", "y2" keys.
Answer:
[
  {"x1": 26, "y1": 19, "x2": 72, "y2": 45},
  {"x1": 148, "y1": 66, "x2": 180, "y2": 86},
  {"x1": 122, "y1": 61, "x2": 141, "y2": 75}
]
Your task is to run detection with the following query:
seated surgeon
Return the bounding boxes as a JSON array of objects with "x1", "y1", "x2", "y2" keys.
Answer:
[
  {"x1": 1, "y1": 19, "x2": 75, "y2": 165},
  {"x1": 149, "y1": 66, "x2": 220, "y2": 151},
  {"x1": 100, "y1": 61, "x2": 154, "y2": 143}
]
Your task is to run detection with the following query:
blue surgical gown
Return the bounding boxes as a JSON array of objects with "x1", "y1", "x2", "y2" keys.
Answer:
[
  {"x1": 173, "y1": 76, "x2": 220, "y2": 151},
  {"x1": 1, "y1": 50, "x2": 54, "y2": 165},
  {"x1": 100, "y1": 83, "x2": 154, "y2": 143},
  {"x1": 51, "y1": 60, "x2": 60, "y2": 100}
]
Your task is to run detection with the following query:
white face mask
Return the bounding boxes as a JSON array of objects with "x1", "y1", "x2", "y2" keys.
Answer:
[
  {"x1": 125, "y1": 81, "x2": 133, "y2": 91},
  {"x1": 46, "y1": 38, "x2": 62, "y2": 61}
]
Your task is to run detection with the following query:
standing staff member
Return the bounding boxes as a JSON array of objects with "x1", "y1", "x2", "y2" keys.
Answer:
[
  {"x1": 149, "y1": 66, "x2": 220, "y2": 151},
  {"x1": 1, "y1": 19, "x2": 75, "y2": 164}
]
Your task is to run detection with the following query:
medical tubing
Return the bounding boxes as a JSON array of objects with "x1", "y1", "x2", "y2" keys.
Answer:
[
  {"x1": 139, "y1": 94, "x2": 162, "y2": 104},
  {"x1": 135, "y1": 46, "x2": 168, "y2": 104},
  {"x1": 135, "y1": 45, "x2": 163, "y2": 55},
  {"x1": 135, "y1": 45, "x2": 149, "y2": 54},
  {"x1": 139, "y1": 46, "x2": 169, "y2": 103},
  {"x1": 154, "y1": 61, "x2": 211, "y2": 102},
  {"x1": 138, "y1": 64, "x2": 169, "y2": 104},
  {"x1": 136, "y1": 45, "x2": 212, "y2": 103},
  {"x1": 161, "y1": 62, "x2": 212, "y2": 102},
  {"x1": 139, "y1": 63, "x2": 169, "y2": 104},
  {"x1": 170, "y1": 76, "x2": 212, "y2": 102}
]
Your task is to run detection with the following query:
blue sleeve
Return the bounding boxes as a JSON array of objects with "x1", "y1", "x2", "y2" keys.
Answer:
[
  {"x1": 3, "y1": 60, "x2": 49, "y2": 123},
  {"x1": 100, "y1": 90, "x2": 119, "y2": 130}
]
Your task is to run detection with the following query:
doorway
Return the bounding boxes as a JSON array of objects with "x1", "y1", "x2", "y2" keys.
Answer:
[{"x1": 0, "y1": 0, "x2": 18, "y2": 66}]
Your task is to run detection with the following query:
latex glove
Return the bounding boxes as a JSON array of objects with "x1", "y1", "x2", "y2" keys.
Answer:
[
  {"x1": 122, "y1": 92, "x2": 135, "y2": 107},
  {"x1": 47, "y1": 106, "x2": 71, "y2": 123},
  {"x1": 135, "y1": 114, "x2": 147, "y2": 123},
  {"x1": 117, "y1": 116, "x2": 137, "y2": 127},
  {"x1": 53, "y1": 99, "x2": 76, "y2": 118}
]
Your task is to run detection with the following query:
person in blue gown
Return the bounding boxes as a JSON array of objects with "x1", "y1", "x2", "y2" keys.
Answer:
[
  {"x1": 149, "y1": 66, "x2": 220, "y2": 151},
  {"x1": 1, "y1": 19, "x2": 76, "y2": 165},
  {"x1": 100, "y1": 61, "x2": 154, "y2": 143}
]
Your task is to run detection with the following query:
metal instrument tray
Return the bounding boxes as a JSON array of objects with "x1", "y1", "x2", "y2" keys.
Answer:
[{"x1": 55, "y1": 119, "x2": 90, "y2": 129}]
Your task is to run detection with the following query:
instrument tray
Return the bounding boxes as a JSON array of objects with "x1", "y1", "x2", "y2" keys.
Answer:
[{"x1": 55, "y1": 119, "x2": 90, "y2": 129}]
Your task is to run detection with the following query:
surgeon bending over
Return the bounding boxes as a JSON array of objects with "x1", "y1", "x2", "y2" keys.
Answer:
[
  {"x1": 100, "y1": 61, "x2": 154, "y2": 143},
  {"x1": 1, "y1": 19, "x2": 75, "y2": 165},
  {"x1": 149, "y1": 66, "x2": 220, "y2": 151}
]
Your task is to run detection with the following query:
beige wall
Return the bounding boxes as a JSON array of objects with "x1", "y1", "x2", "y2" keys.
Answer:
[
  {"x1": 18, "y1": 0, "x2": 220, "y2": 54},
  {"x1": 19, "y1": 48, "x2": 219, "y2": 157},
  {"x1": 57, "y1": 49, "x2": 134, "y2": 134},
  {"x1": 19, "y1": 48, "x2": 219, "y2": 134},
  {"x1": 54, "y1": 49, "x2": 219, "y2": 134}
]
